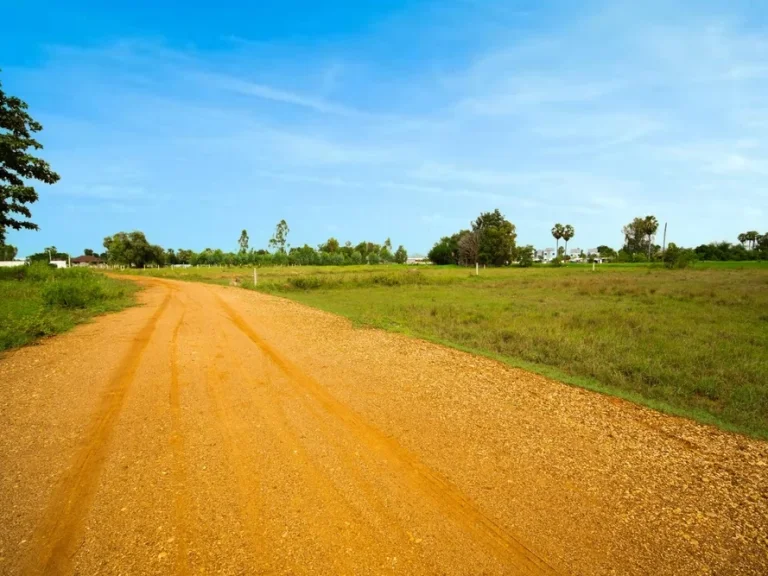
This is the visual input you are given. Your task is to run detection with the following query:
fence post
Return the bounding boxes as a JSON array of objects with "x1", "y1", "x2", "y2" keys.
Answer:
[
  {"x1": 475, "y1": 262, "x2": 479, "y2": 276},
  {"x1": 253, "y1": 268, "x2": 257, "y2": 286}
]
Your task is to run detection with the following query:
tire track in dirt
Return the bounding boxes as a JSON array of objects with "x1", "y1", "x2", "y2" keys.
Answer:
[
  {"x1": 217, "y1": 326, "x2": 416, "y2": 573},
  {"x1": 169, "y1": 306, "x2": 192, "y2": 576},
  {"x1": 201, "y1": 335, "x2": 274, "y2": 574},
  {"x1": 23, "y1": 288, "x2": 172, "y2": 576},
  {"x1": 215, "y1": 293, "x2": 558, "y2": 576}
]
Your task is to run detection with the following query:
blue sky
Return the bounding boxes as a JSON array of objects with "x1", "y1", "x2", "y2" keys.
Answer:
[{"x1": 2, "y1": 0, "x2": 766, "y2": 257}]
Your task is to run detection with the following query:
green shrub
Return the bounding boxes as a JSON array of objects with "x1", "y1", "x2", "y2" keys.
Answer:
[
  {"x1": 288, "y1": 276, "x2": 323, "y2": 290},
  {"x1": 42, "y1": 278, "x2": 108, "y2": 308}
]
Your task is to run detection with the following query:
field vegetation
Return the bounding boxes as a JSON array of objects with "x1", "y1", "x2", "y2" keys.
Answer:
[
  {"x1": 0, "y1": 263, "x2": 138, "y2": 351},
  {"x1": 124, "y1": 261, "x2": 768, "y2": 438}
]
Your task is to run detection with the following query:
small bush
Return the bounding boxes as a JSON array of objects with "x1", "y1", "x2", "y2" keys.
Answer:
[
  {"x1": 42, "y1": 278, "x2": 108, "y2": 308},
  {"x1": 288, "y1": 276, "x2": 323, "y2": 290}
]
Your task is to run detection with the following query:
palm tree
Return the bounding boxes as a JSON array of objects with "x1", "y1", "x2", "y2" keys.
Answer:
[
  {"x1": 746, "y1": 230, "x2": 759, "y2": 250},
  {"x1": 643, "y1": 216, "x2": 659, "y2": 260},
  {"x1": 738, "y1": 232, "x2": 748, "y2": 247},
  {"x1": 562, "y1": 225, "x2": 575, "y2": 258},
  {"x1": 551, "y1": 223, "x2": 564, "y2": 255}
]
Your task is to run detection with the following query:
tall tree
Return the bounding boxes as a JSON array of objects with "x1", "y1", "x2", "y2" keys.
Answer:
[
  {"x1": 269, "y1": 220, "x2": 290, "y2": 254},
  {"x1": 103, "y1": 231, "x2": 163, "y2": 268},
  {"x1": 643, "y1": 216, "x2": 659, "y2": 260},
  {"x1": 394, "y1": 245, "x2": 408, "y2": 264},
  {"x1": 473, "y1": 209, "x2": 517, "y2": 266},
  {"x1": 746, "y1": 230, "x2": 759, "y2": 250},
  {"x1": 551, "y1": 223, "x2": 564, "y2": 254},
  {"x1": 0, "y1": 73, "x2": 60, "y2": 244},
  {"x1": 84, "y1": 248, "x2": 94, "y2": 256},
  {"x1": 738, "y1": 233, "x2": 748, "y2": 248},
  {"x1": 562, "y1": 224, "x2": 575, "y2": 256},
  {"x1": 458, "y1": 230, "x2": 480, "y2": 266},
  {"x1": 238, "y1": 229, "x2": 249, "y2": 254},
  {"x1": 319, "y1": 237, "x2": 339, "y2": 253}
]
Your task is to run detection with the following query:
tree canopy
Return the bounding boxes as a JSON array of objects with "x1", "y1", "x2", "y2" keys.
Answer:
[
  {"x1": 0, "y1": 72, "x2": 60, "y2": 244},
  {"x1": 428, "y1": 209, "x2": 517, "y2": 266},
  {"x1": 103, "y1": 231, "x2": 165, "y2": 268}
]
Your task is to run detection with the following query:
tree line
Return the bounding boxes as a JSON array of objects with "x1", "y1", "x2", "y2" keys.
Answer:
[
  {"x1": 427, "y1": 210, "x2": 767, "y2": 267},
  {"x1": 99, "y1": 221, "x2": 408, "y2": 268}
]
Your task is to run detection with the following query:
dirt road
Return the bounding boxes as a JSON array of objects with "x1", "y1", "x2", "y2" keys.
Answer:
[{"x1": 1, "y1": 279, "x2": 766, "y2": 575}]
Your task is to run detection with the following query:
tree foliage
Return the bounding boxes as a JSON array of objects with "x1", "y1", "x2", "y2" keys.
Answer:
[
  {"x1": 0, "y1": 243, "x2": 17, "y2": 260},
  {"x1": 428, "y1": 209, "x2": 517, "y2": 266},
  {"x1": 0, "y1": 73, "x2": 60, "y2": 244},
  {"x1": 393, "y1": 245, "x2": 408, "y2": 264},
  {"x1": 238, "y1": 229, "x2": 249, "y2": 254},
  {"x1": 103, "y1": 231, "x2": 165, "y2": 268},
  {"x1": 269, "y1": 220, "x2": 290, "y2": 254},
  {"x1": 517, "y1": 245, "x2": 534, "y2": 267},
  {"x1": 623, "y1": 215, "x2": 659, "y2": 259}
]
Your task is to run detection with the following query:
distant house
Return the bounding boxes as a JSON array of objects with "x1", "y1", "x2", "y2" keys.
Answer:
[
  {"x1": 71, "y1": 255, "x2": 104, "y2": 267},
  {"x1": 535, "y1": 248, "x2": 557, "y2": 262},
  {"x1": 0, "y1": 260, "x2": 26, "y2": 268},
  {"x1": 406, "y1": 256, "x2": 431, "y2": 265},
  {"x1": 569, "y1": 248, "x2": 583, "y2": 262}
]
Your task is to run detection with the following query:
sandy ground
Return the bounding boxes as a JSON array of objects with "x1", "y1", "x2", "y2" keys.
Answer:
[{"x1": 0, "y1": 278, "x2": 766, "y2": 575}]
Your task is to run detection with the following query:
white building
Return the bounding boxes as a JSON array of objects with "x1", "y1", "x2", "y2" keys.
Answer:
[{"x1": 535, "y1": 248, "x2": 557, "y2": 262}]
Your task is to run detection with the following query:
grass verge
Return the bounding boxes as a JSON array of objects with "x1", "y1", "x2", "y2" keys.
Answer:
[{"x1": 0, "y1": 263, "x2": 139, "y2": 352}]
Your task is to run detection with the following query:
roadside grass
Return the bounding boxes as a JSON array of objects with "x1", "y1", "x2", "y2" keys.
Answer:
[
  {"x1": 124, "y1": 261, "x2": 768, "y2": 437},
  {"x1": 0, "y1": 263, "x2": 139, "y2": 352}
]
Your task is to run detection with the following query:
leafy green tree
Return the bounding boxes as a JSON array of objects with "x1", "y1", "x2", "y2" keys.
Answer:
[
  {"x1": 269, "y1": 219, "x2": 290, "y2": 253},
  {"x1": 473, "y1": 209, "x2": 517, "y2": 266},
  {"x1": 384, "y1": 237, "x2": 392, "y2": 251},
  {"x1": 238, "y1": 229, "x2": 249, "y2": 254},
  {"x1": 428, "y1": 237, "x2": 456, "y2": 265},
  {"x1": 551, "y1": 223, "x2": 564, "y2": 255},
  {"x1": 663, "y1": 243, "x2": 696, "y2": 269},
  {"x1": 562, "y1": 224, "x2": 575, "y2": 255},
  {"x1": 0, "y1": 243, "x2": 17, "y2": 260},
  {"x1": 517, "y1": 245, "x2": 534, "y2": 267},
  {"x1": 367, "y1": 252, "x2": 381, "y2": 264},
  {"x1": 350, "y1": 251, "x2": 363, "y2": 265},
  {"x1": 83, "y1": 248, "x2": 94, "y2": 256},
  {"x1": 394, "y1": 245, "x2": 408, "y2": 264},
  {"x1": 738, "y1": 232, "x2": 748, "y2": 247},
  {"x1": 1, "y1": 73, "x2": 61, "y2": 244},
  {"x1": 379, "y1": 246, "x2": 393, "y2": 262},
  {"x1": 165, "y1": 248, "x2": 178, "y2": 265},
  {"x1": 103, "y1": 231, "x2": 162, "y2": 267},
  {"x1": 319, "y1": 237, "x2": 339, "y2": 253},
  {"x1": 596, "y1": 245, "x2": 617, "y2": 259},
  {"x1": 623, "y1": 215, "x2": 659, "y2": 259}
]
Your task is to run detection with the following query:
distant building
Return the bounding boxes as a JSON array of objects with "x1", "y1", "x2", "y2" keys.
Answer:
[
  {"x1": 71, "y1": 255, "x2": 104, "y2": 267},
  {"x1": 0, "y1": 260, "x2": 26, "y2": 268},
  {"x1": 406, "y1": 256, "x2": 431, "y2": 265},
  {"x1": 569, "y1": 248, "x2": 583, "y2": 262},
  {"x1": 535, "y1": 248, "x2": 557, "y2": 262}
]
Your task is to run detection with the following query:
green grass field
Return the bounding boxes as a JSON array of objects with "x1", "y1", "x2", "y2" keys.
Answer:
[
  {"x1": 0, "y1": 264, "x2": 139, "y2": 352},
  {"x1": 123, "y1": 262, "x2": 768, "y2": 437}
]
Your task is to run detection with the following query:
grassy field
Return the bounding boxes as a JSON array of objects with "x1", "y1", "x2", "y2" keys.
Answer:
[
  {"x1": 121, "y1": 261, "x2": 768, "y2": 437},
  {"x1": 0, "y1": 264, "x2": 139, "y2": 352}
]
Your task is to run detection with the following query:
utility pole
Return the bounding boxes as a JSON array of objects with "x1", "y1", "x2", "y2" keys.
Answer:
[{"x1": 662, "y1": 222, "x2": 668, "y2": 255}]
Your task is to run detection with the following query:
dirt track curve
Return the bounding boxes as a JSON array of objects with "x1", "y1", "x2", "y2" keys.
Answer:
[{"x1": 1, "y1": 278, "x2": 766, "y2": 575}]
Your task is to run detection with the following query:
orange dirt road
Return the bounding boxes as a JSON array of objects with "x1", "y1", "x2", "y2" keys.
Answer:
[{"x1": 1, "y1": 279, "x2": 767, "y2": 575}]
